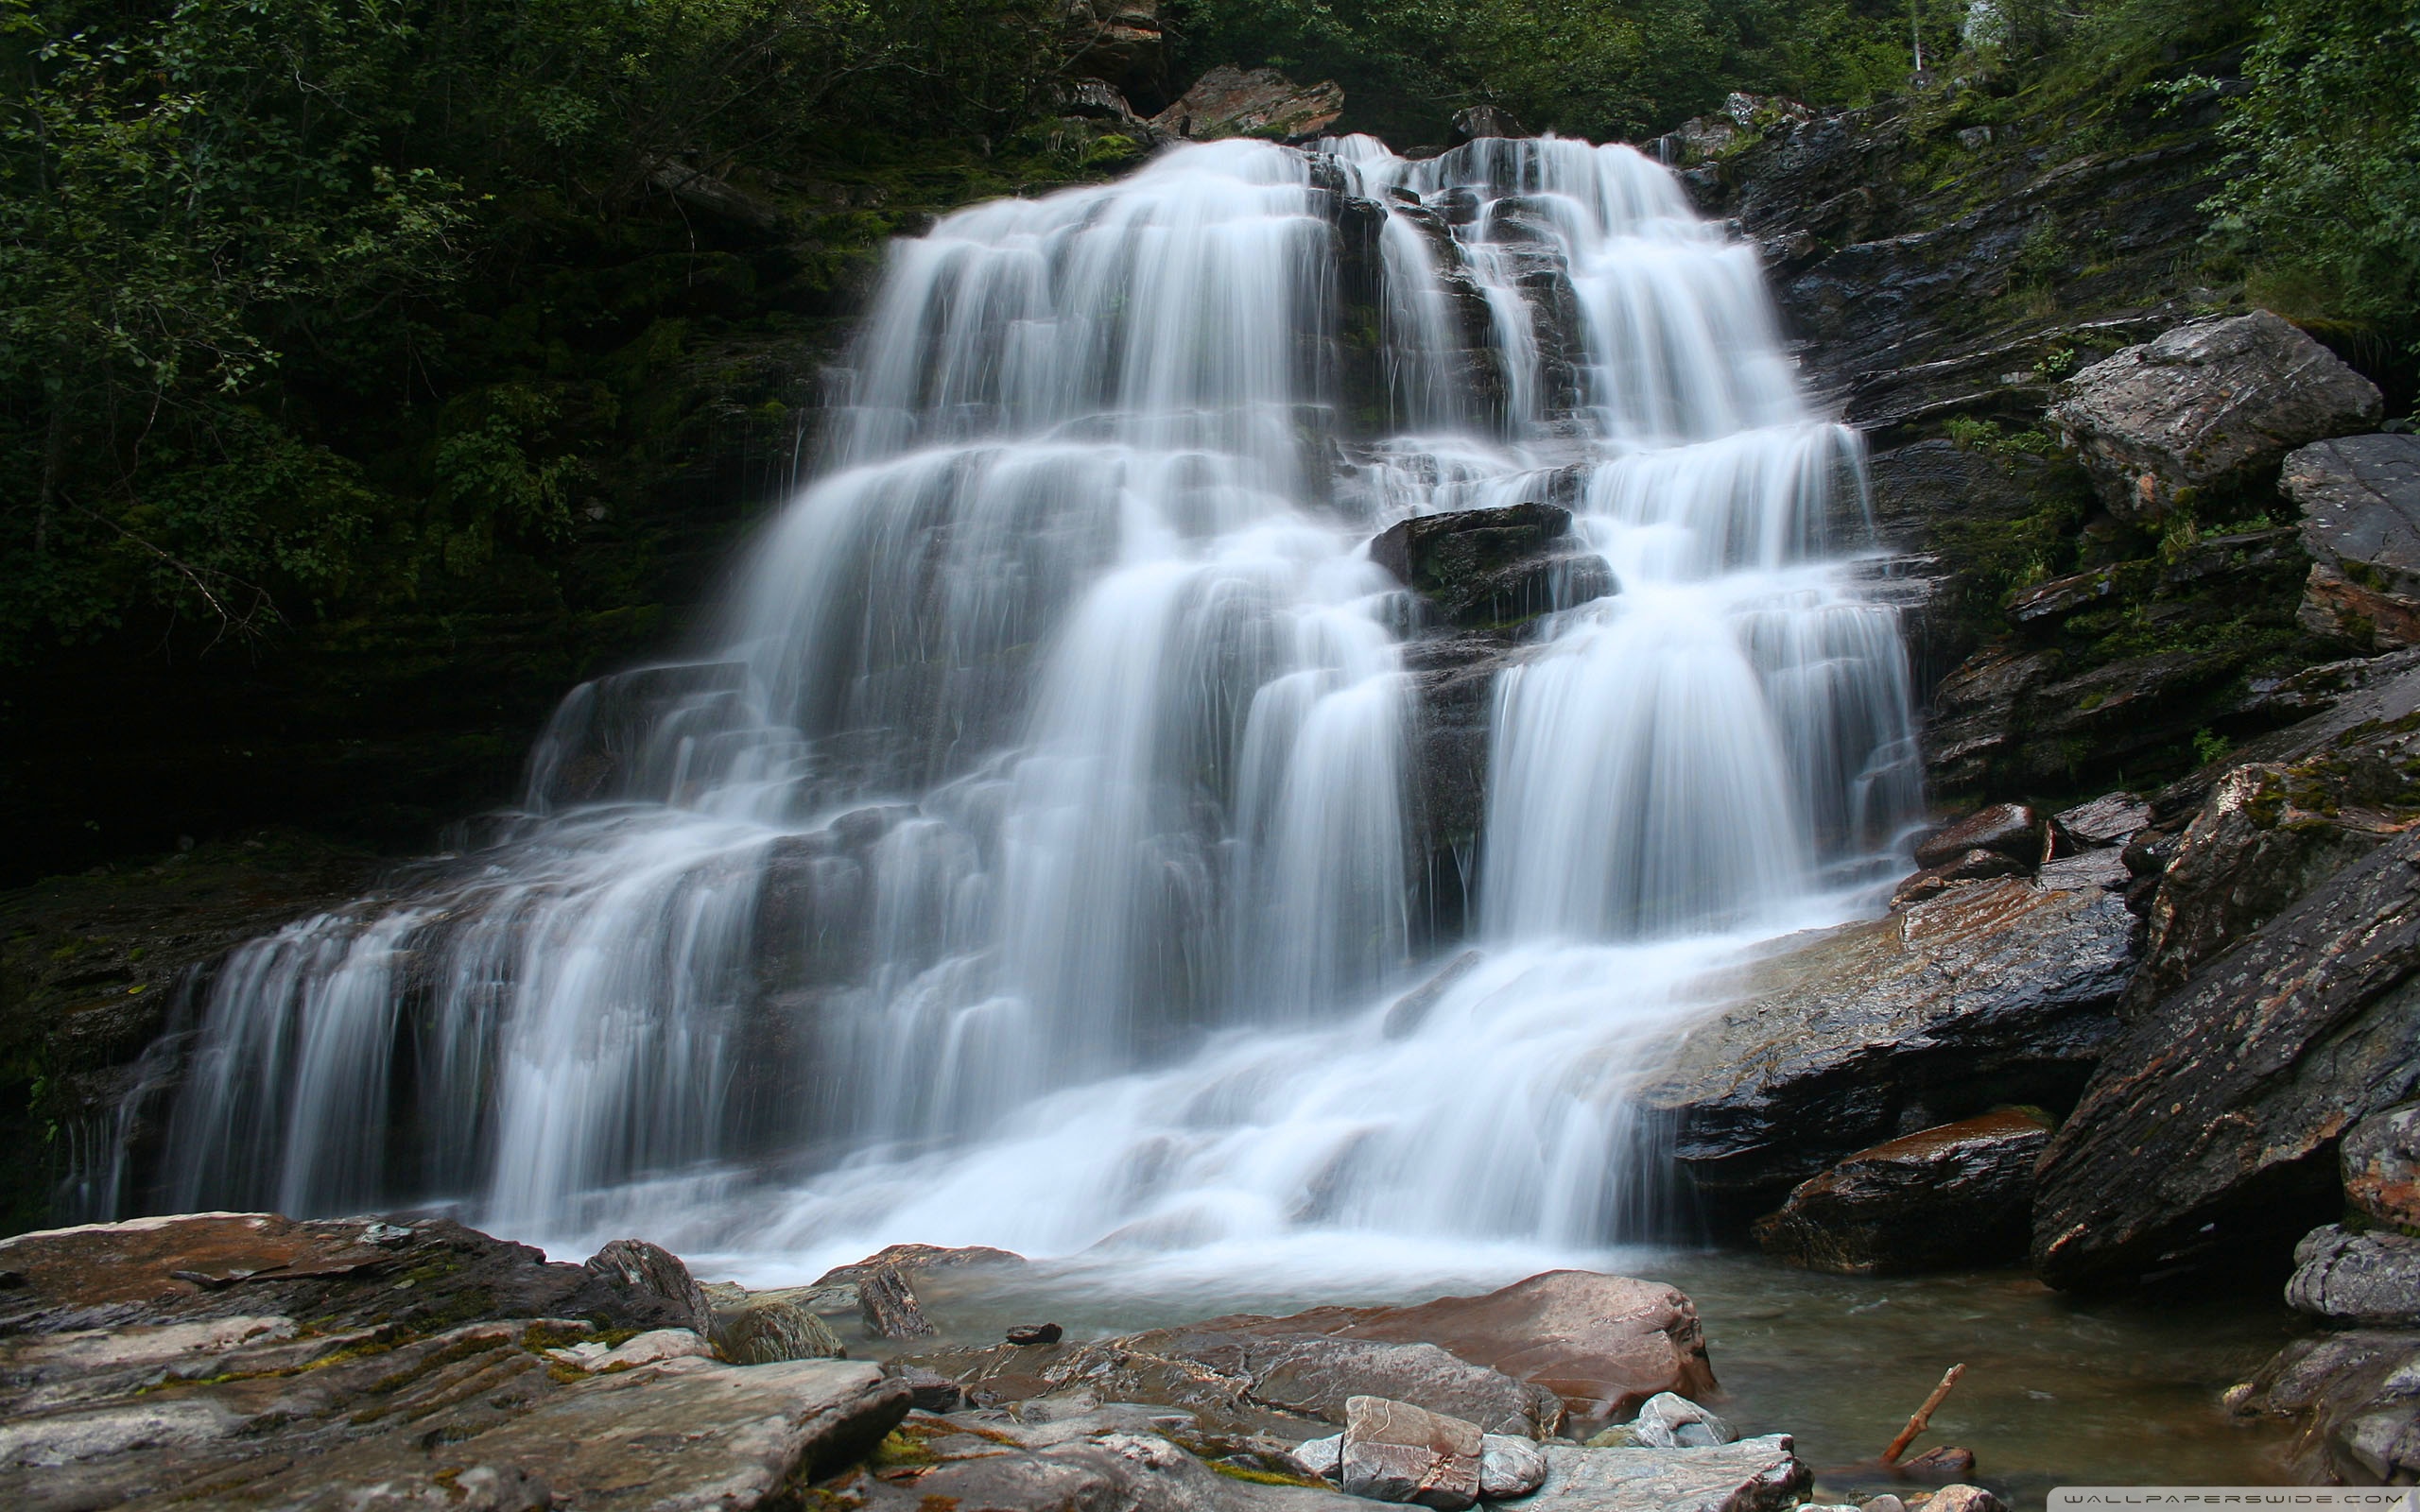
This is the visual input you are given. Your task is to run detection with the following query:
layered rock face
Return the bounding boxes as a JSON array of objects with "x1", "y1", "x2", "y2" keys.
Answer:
[
  {"x1": 2291, "y1": 434, "x2": 2420, "y2": 648},
  {"x1": 1753, "y1": 1109, "x2": 2051, "y2": 1275},
  {"x1": 1150, "y1": 65, "x2": 1345, "y2": 141}
]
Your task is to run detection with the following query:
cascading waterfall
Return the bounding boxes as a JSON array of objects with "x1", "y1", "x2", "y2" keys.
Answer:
[{"x1": 130, "y1": 131, "x2": 1919, "y2": 1274}]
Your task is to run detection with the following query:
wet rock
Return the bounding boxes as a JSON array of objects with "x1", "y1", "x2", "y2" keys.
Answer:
[
  {"x1": 2286, "y1": 1226, "x2": 2420, "y2": 1328},
  {"x1": 2033, "y1": 826, "x2": 2420, "y2": 1290},
  {"x1": 0, "y1": 1213, "x2": 910, "y2": 1512},
  {"x1": 1369, "y1": 504, "x2": 1612, "y2": 631},
  {"x1": 585, "y1": 1236, "x2": 712, "y2": 1335},
  {"x1": 719, "y1": 1298, "x2": 848, "y2": 1363},
  {"x1": 1010, "y1": 1322, "x2": 1066, "y2": 1346},
  {"x1": 2047, "y1": 310, "x2": 2382, "y2": 523},
  {"x1": 2050, "y1": 792, "x2": 2151, "y2": 850},
  {"x1": 1921, "y1": 648, "x2": 2056, "y2": 797},
  {"x1": 1150, "y1": 65, "x2": 1343, "y2": 141},
  {"x1": 1638, "y1": 877, "x2": 2133, "y2": 1220},
  {"x1": 1340, "y1": 1396, "x2": 1483, "y2": 1509},
  {"x1": 1752, "y1": 1109, "x2": 2050, "y2": 1275},
  {"x1": 1485, "y1": 1437, "x2": 1807, "y2": 1512},
  {"x1": 2344, "y1": 1103, "x2": 2420, "y2": 1228},
  {"x1": 2236, "y1": 645, "x2": 2420, "y2": 725},
  {"x1": 1922, "y1": 1486, "x2": 2006, "y2": 1512},
  {"x1": 1898, "y1": 847, "x2": 2028, "y2": 900},
  {"x1": 2236, "y1": 1328, "x2": 2420, "y2": 1484},
  {"x1": 1627, "y1": 1391, "x2": 1734, "y2": 1448},
  {"x1": 1449, "y1": 105, "x2": 1526, "y2": 145},
  {"x1": 1898, "y1": 1445, "x2": 1979, "y2": 1480},
  {"x1": 888, "y1": 1363, "x2": 964, "y2": 1412},
  {"x1": 858, "y1": 1262, "x2": 938, "y2": 1339},
  {"x1": 2290, "y1": 434, "x2": 2420, "y2": 647},
  {"x1": 2032, "y1": 847, "x2": 2131, "y2": 894},
  {"x1": 1297, "y1": 1432, "x2": 1344, "y2": 1478},
  {"x1": 814, "y1": 1241, "x2": 1027, "y2": 1286},
  {"x1": 1477, "y1": 1434, "x2": 1547, "y2": 1498}
]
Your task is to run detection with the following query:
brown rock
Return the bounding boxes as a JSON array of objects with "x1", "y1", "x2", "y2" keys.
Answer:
[
  {"x1": 2049, "y1": 792, "x2": 2151, "y2": 849},
  {"x1": 856, "y1": 1262, "x2": 938, "y2": 1339},
  {"x1": 813, "y1": 1242, "x2": 1027, "y2": 1285},
  {"x1": 585, "y1": 1236, "x2": 711, "y2": 1335},
  {"x1": 1340, "y1": 1396, "x2": 1483, "y2": 1509},
  {"x1": 1914, "y1": 803, "x2": 2040, "y2": 869},
  {"x1": 1149, "y1": 65, "x2": 1344, "y2": 141},
  {"x1": 2343, "y1": 1103, "x2": 2420, "y2": 1228},
  {"x1": 1753, "y1": 1110, "x2": 2050, "y2": 1275}
]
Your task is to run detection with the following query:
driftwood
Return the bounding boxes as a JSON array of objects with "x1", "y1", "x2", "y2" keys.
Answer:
[
  {"x1": 856, "y1": 1262, "x2": 937, "y2": 1339},
  {"x1": 1880, "y1": 1363, "x2": 1966, "y2": 1465}
]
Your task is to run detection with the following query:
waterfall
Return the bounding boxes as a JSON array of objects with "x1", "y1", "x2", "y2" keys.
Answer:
[{"x1": 139, "y1": 132, "x2": 1918, "y2": 1270}]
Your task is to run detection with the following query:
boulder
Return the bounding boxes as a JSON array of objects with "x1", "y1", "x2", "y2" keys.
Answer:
[
  {"x1": 857, "y1": 1262, "x2": 939, "y2": 1339},
  {"x1": 1484, "y1": 1438, "x2": 1807, "y2": 1512},
  {"x1": 1752, "y1": 1109, "x2": 2051, "y2": 1275},
  {"x1": 1150, "y1": 65, "x2": 1343, "y2": 142},
  {"x1": 2031, "y1": 847, "x2": 2130, "y2": 894},
  {"x1": 1925, "y1": 1488, "x2": 2008, "y2": 1512},
  {"x1": 1297, "y1": 1433, "x2": 1344, "y2": 1478},
  {"x1": 813, "y1": 1242, "x2": 1027, "y2": 1286},
  {"x1": 585, "y1": 1236, "x2": 712, "y2": 1335},
  {"x1": 2234, "y1": 1328, "x2": 2420, "y2": 1484},
  {"x1": 1889, "y1": 847, "x2": 2026, "y2": 908},
  {"x1": 2047, "y1": 310, "x2": 2382, "y2": 523},
  {"x1": 1627, "y1": 1392, "x2": 1734, "y2": 1448},
  {"x1": 1477, "y1": 1434, "x2": 1547, "y2": 1498},
  {"x1": 1449, "y1": 105, "x2": 1527, "y2": 145},
  {"x1": 2290, "y1": 434, "x2": 2420, "y2": 647},
  {"x1": 1370, "y1": 504, "x2": 1612, "y2": 631},
  {"x1": 1914, "y1": 802, "x2": 2040, "y2": 869},
  {"x1": 2344, "y1": 1103, "x2": 2420, "y2": 1228},
  {"x1": 2286, "y1": 1226, "x2": 2420, "y2": 1328},
  {"x1": 1921, "y1": 647, "x2": 2055, "y2": 797},
  {"x1": 2033, "y1": 827, "x2": 2420, "y2": 1290},
  {"x1": 2049, "y1": 792, "x2": 2150, "y2": 850},
  {"x1": 719, "y1": 1298, "x2": 849, "y2": 1364},
  {"x1": 0, "y1": 1213, "x2": 910, "y2": 1512},
  {"x1": 1637, "y1": 875, "x2": 2134, "y2": 1218},
  {"x1": 1340, "y1": 1396, "x2": 1483, "y2": 1509}
]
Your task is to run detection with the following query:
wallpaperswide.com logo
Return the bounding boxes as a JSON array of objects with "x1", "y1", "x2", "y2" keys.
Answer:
[{"x1": 2051, "y1": 1493, "x2": 2420, "y2": 1510}]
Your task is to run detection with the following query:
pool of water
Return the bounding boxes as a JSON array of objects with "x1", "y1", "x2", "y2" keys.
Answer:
[{"x1": 716, "y1": 1240, "x2": 2307, "y2": 1504}]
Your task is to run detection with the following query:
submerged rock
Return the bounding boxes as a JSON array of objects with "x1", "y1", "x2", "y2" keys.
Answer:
[
  {"x1": 1150, "y1": 65, "x2": 1343, "y2": 141},
  {"x1": 2291, "y1": 433, "x2": 2420, "y2": 647},
  {"x1": 1753, "y1": 1109, "x2": 2050, "y2": 1275},
  {"x1": 2235, "y1": 1328, "x2": 2420, "y2": 1484},
  {"x1": 1485, "y1": 1437, "x2": 1807, "y2": 1512},
  {"x1": 1340, "y1": 1395, "x2": 1484, "y2": 1509},
  {"x1": 2286, "y1": 1226, "x2": 2420, "y2": 1328},
  {"x1": 2047, "y1": 310, "x2": 2381, "y2": 523}
]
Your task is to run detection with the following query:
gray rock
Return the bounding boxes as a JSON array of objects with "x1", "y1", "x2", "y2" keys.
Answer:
[
  {"x1": 2287, "y1": 1226, "x2": 2420, "y2": 1327},
  {"x1": 1369, "y1": 504, "x2": 1612, "y2": 631},
  {"x1": 584, "y1": 1237, "x2": 712, "y2": 1336},
  {"x1": 1296, "y1": 1432, "x2": 1344, "y2": 1478},
  {"x1": 1150, "y1": 65, "x2": 1343, "y2": 141},
  {"x1": 1914, "y1": 802, "x2": 2040, "y2": 869},
  {"x1": 2291, "y1": 434, "x2": 2420, "y2": 647},
  {"x1": 1628, "y1": 1392, "x2": 1735, "y2": 1448},
  {"x1": 1861, "y1": 1496, "x2": 1907, "y2": 1512},
  {"x1": 1450, "y1": 105, "x2": 1527, "y2": 144},
  {"x1": 1926, "y1": 1488, "x2": 2009, "y2": 1512},
  {"x1": 2050, "y1": 792, "x2": 2151, "y2": 849},
  {"x1": 1340, "y1": 1396, "x2": 1483, "y2": 1509},
  {"x1": 1637, "y1": 877, "x2": 2133, "y2": 1218},
  {"x1": 2034, "y1": 826, "x2": 2420, "y2": 1289},
  {"x1": 2048, "y1": 310, "x2": 2382, "y2": 522},
  {"x1": 2033, "y1": 847, "x2": 2131, "y2": 893},
  {"x1": 1752, "y1": 1109, "x2": 2050, "y2": 1275},
  {"x1": 719, "y1": 1298, "x2": 848, "y2": 1363},
  {"x1": 2344, "y1": 1103, "x2": 2420, "y2": 1228},
  {"x1": 857, "y1": 1262, "x2": 938, "y2": 1339},
  {"x1": 2236, "y1": 1330, "x2": 2420, "y2": 1486},
  {"x1": 1482, "y1": 1438, "x2": 1806, "y2": 1512},
  {"x1": 1477, "y1": 1435, "x2": 1547, "y2": 1498}
]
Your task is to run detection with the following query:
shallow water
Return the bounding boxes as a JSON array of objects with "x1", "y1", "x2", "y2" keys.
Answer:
[{"x1": 721, "y1": 1243, "x2": 2302, "y2": 1503}]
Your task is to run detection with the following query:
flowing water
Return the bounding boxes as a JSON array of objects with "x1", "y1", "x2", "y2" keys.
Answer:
[{"x1": 85, "y1": 129, "x2": 2293, "y2": 1490}]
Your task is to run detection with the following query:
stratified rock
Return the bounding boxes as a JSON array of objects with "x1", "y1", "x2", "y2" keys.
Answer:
[
  {"x1": 585, "y1": 1236, "x2": 712, "y2": 1335},
  {"x1": 1914, "y1": 802, "x2": 2040, "y2": 869},
  {"x1": 1483, "y1": 1438, "x2": 1807, "y2": 1512},
  {"x1": 1370, "y1": 504, "x2": 1612, "y2": 630},
  {"x1": 1628, "y1": 1391, "x2": 1735, "y2": 1448},
  {"x1": 1309, "y1": 1270, "x2": 1715, "y2": 1424},
  {"x1": 1450, "y1": 105, "x2": 1527, "y2": 144},
  {"x1": 1149, "y1": 65, "x2": 1343, "y2": 141},
  {"x1": 2047, "y1": 310, "x2": 2382, "y2": 522},
  {"x1": 2032, "y1": 848, "x2": 2130, "y2": 894},
  {"x1": 1921, "y1": 648, "x2": 2055, "y2": 796},
  {"x1": 1063, "y1": 0, "x2": 1166, "y2": 99},
  {"x1": 889, "y1": 1363, "x2": 964, "y2": 1412},
  {"x1": 858, "y1": 1262, "x2": 938, "y2": 1339},
  {"x1": 1477, "y1": 1435, "x2": 1547, "y2": 1498},
  {"x1": 813, "y1": 1242, "x2": 1028, "y2": 1285},
  {"x1": 2235, "y1": 1329, "x2": 2420, "y2": 1485},
  {"x1": 1638, "y1": 876, "x2": 2133, "y2": 1218},
  {"x1": 2286, "y1": 1226, "x2": 2420, "y2": 1328},
  {"x1": 2290, "y1": 433, "x2": 2420, "y2": 647},
  {"x1": 1892, "y1": 848, "x2": 2027, "y2": 908},
  {"x1": 1340, "y1": 1396, "x2": 1483, "y2": 1509},
  {"x1": 720, "y1": 1298, "x2": 849, "y2": 1364},
  {"x1": 2344, "y1": 1103, "x2": 2420, "y2": 1228},
  {"x1": 2050, "y1": 792, "x2": 2151, "y2": 849},
  {"x1": 1752, "y1": 1109, "x2": 2050, "y2": 1275},
  {"x1": 2033, "y1": 827, "x2": 2420, "y2": 1290},
  {"x1": 0, "y1": 1213, "x2": 910, "y2": 1512}
]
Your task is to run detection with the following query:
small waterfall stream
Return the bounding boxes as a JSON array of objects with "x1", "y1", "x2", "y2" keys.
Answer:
[{"x1": 139, "y1": 132, "x2": 1919, "y2": 1275}]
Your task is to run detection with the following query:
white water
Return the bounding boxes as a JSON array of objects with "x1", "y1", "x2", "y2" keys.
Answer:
[{"x1": 135, "y1": 132, "x2": 1919, "y2": 1280}]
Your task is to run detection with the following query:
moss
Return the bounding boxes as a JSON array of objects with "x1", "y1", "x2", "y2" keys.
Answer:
[{"x1": 1207, "y1": 1461, "x2": 1327, "y2": 1488}]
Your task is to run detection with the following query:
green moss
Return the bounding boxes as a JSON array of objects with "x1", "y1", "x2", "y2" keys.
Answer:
[{"x1": 1207, "y1": 1461, "x2": 1327, "y2": 1488}]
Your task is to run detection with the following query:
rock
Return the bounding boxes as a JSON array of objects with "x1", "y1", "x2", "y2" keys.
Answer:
[
  {"x1": 1638, "y1": 877, "x2": 2133, "y2": 1219},
  {"x1": 1477, "y1": 1434, "x2": 1547, "y2": 1498},
  {"x1": 2237, "y1": 1328, "x2": 2420, "y2": 1484},
  {"x1": 1898, "y1": 1445, "x2": 1978, "y2": 1480},
  {"x1": 1863, "y1": 1496, "x2": 1907, "y2": 1512},
  {"x1": 1891, "y1": 848, "x2": 2026, "y2": 909},
  {"x1": 1627, "y1": 1392, "x2": 1734, "y2": 1448},
  {"x1": 2050, "y1": 792, "x2": 2151, "y2": 849},
  {"x1": 1922, "y1": 1486, "x2": 2006, "y2": 1512},
  {"x1": 1149, "y1": 65, "x2": 1343, "y2": 142},
  {"x1": 2033, "y1": 826, "x2": 2420, "y2": 1290},
  {"x1": 1485, "y1": 1438, "x2": 1806, "y2": 1512},
  {"x1": 889, "y1": 1363, "x2": 964, "y2": 1412},
  {"x1": 1449, "y1": 105, "x2": 1526, "y2": 144},
  {"x1": 1306, "y1": 1270, "x2": 1715, "y2": 1425},
  {"x1": 2344, "y1": 1103, "x2": 2420, "y2": 1228},
  {"x1": 2286, "y1": 1226, "x2": 2420, "y2": 1327},
  {"x1": 1009, "y1": 1322, "x2": 1065, "y2": 1346},
  {"x1": 1752, "y1": 1109, "x2": 2051, "y2": 1275},
  {"x1": 813, "y1": 1242, "x2": 1027, "y2": 1286},
  {"x1": 1297, "y1": 1432, "x2": 1344, "y2": 1478},
  {"x1": 1340, "y1": 1396, "x2": 1483, "y2": 1509},
  {"x1": 2047, "y1": 310, "x2": 2382, "y2": 523},
  {"x1": 1913, "y1": 802, "x2": 2039, "y2": 869},
  {"x1": 584, "y1": 1236, "x2": 712, "y2": 1335},
  {"x1": 1063, "y1": 0, "x2": 1166, "y2": 99},
  {"x1": 2033, "y1": 847, "x2": 2131, "y2": 894},
  {"x1": 857, "y1": 1262, "x2": 939, "y2": 1339},
  {"x1": 720, "y1": 1298, "x2": 848, "y2": 1364},
  {"x1": 1369, "y1": 505, "x2": 1612, "y2": 630},
  {"x1": 2290, "y1": 434, "x2": 2420, "y2": 647},
  {"x1": 0, "y1": 1213, "x2": 910, "y2": 1512}
]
